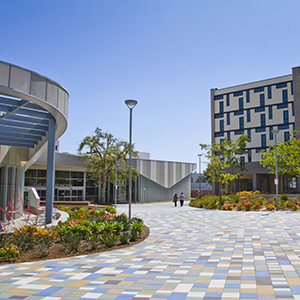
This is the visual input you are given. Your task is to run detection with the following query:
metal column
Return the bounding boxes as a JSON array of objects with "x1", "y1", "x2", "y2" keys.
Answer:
[{"x1": 46, "y1": 117, "x2": 56, "y2": 225}]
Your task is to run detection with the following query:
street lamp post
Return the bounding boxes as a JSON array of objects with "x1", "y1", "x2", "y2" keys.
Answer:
[
  {"x1": 114, "y1": 149, "x2": 118, "y2": 208},
  {"x1": 125, "y1": 99, "x2": 138, "y2": 225},
  {"x1": 273, "y1": 129, "x2": 279, "y2": 211},
  {"x1": 198, "y1": 154, "x2": 202, "y2": 197}
]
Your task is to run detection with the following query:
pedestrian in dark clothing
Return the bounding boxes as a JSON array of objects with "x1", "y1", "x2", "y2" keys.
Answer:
[
  {"x1": 173, "y1": 194, "x2": 178, "y2": 207},
  {"x1": 179, "y1": 192, "x2": 185, "y2": 207}
]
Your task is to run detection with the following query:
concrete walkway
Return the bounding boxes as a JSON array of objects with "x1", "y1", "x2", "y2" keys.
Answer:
[{"x1": 1, "y1": 202, "x2": 300, "y2": 299}]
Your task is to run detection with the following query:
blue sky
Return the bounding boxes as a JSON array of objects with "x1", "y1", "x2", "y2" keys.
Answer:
[{"x1": 1, "y1": 0, "x2": 300, "y2": 170}]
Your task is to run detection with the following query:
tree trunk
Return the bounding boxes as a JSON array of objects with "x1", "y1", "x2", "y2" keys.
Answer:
[
  {"x1": 101, "y1": 175, "x2": 107, "y2": 204},
  {"x1": 219, "y1": 182, "x2": 222, "y2": 203}
]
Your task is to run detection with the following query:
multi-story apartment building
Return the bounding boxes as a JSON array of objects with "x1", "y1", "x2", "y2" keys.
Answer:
[{"x1": 211, "y1": 66, "x2": 300, "y2": 194}]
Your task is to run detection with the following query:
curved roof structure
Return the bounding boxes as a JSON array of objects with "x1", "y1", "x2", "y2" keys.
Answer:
[{"x1": 0, "y1": 61, "x2": 69, "y2": 169}]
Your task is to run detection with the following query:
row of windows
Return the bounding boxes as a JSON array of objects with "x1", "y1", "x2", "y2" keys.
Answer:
[
  {"x1": 214, "y1": 81, "x2": 292, "y2": 102},
  {"x1": 215, "y1": 101, "x2": 294, "y2": 120},
  {"x1": 219, "y1": 110, "x2": 290, "y2": 131},
  {"x1": 219, "y1": 131, "x2": 290, "y2": 163},
  {"x1": 217, "y1": 89, "x2": 289, "y2": 112},
  {"x1": 216, "y1": 124, "x2": 294, "y2": 142}
]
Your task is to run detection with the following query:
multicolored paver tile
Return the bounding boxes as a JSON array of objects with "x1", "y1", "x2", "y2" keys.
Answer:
[{"x1": 1, "y1": 203, "x2": 300, "y2": 299}]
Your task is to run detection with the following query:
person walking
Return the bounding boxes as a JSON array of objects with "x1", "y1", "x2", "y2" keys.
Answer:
[
  {"x1": 173, "y1": 193, "x2": 178, "y2": 207},
  {"x1": 179, "y1": 192, "x2": 185, "y2": 207}
]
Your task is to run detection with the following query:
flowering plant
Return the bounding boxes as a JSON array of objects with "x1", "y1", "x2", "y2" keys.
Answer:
[
  {"x1": 0, "y1": 244, "x2": 21, "y2": 262},
  {"x1": 254, "y1": 202, "x2": 262, "y2": 211},
  {"x1": 243, "y1": 201, "x2": 252, "y2": 211},
  {"x1": 267, "y1": 203, "x2": 276, "y2": 211}
]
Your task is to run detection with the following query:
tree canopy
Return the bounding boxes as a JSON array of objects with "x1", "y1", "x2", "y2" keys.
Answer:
[
  {"x1": 260, "y1": 130, "x2": 300, "y2": 192},
  {"x1": 78, "y1": 127, "x2": 138, "y2": 204},
  {"x1": 200, "y1": 134, "x2": 250, "y2": 199}
]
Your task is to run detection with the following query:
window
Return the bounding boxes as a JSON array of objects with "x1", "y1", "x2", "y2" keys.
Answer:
[
  {"x1": 292, "y1": 103, "x2": 295, "y2": 116},
  {"x1": 246, "y1": 90, "x2": 250, "y2": 103},
  {"x1": 282, "y1": 90, "x2": 288, "y2": 103},
  {"x1": 268, "y1": 86, "x2": 272, "y2": 99},
  {"x1": 214, "y1": 95, "x2": 223, "y2": 100},
  {"x1": 247, "y1": 109, "x2": 251, "y2": 122},
  {"x1": 248, "y1": 150, "x2": 252, "y2": 162},
  {"x1": 261, "y1": 114, "x2": 266, "y2": 127},
  {"x1": 283, "y1": 111, "x2": 289, "y2": 124},
  {"x1": 261, "y1": 134, "x2": 266, "y2": 147},
  {"x1": 268, "y1": 106, "x2": 273, "y2": 119},
  {"x1": 276, "y1": 83, "x2": 287, "y2": 88},
  {"x1": 227, "y1": 112, "x2": 230, "y2": 125},
  {"x1": 260, "y1": 94, "x2": 265, "y2": 107},
  {"x1": 247, "y1": 129, "x2": 251, "y2": 140},
  {"x1": 291, "y1": 82, "x2": 294, "y2": 95},
  {"x1": 220, "y1": 120, "x2": 224, "y2": 132},
  {"x1": 219, "y1": 101, "x2": 224, "y2": 113},
  {"x1": 269, "y1": 126, "x2": 273, "y2": 140},
  {"x1": 226, "y1": 94, "x2": 230, "y2": 106},
  {"x1": 234, "y1": 91, "x2": 243, "y2": 96},
  {"x1": 284, "y1": 132, "x2": 290, "y2": 142},
  {"x1": 239, "y1": 98, "x2": 243, "y2": 110},
  {"x1": 254, "y1": 87, "x2": 264, "y2": 93},
  {"x1": 227, "y1": 131, "x2": 230, "y2": 141},
  {"x1": 239, "y1": 117, "x2": 244, "y2": 129}
]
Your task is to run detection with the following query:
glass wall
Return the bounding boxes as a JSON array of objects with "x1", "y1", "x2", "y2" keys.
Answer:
[{"x1": 25, "y1": 169, "x2": 85, "y2": 202}]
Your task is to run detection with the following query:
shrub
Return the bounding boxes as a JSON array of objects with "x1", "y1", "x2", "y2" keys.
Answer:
[
  {"x1": 131, "y1": 220, "x2": 144, "y2": 234},
  {"x1": 34, "y1": 228, "x2": 54, "y2": 258},
  {"x1": 222, "y1": 203, "x2": 233, "y2": 211},
  {"x1": 115, "y1": 213, "x2": 129, "y2": 231},
  {"x1": 254, "y1": 202, "x2": 262, "y2": 211},
  {"x1": 237, "y1": 203, "x2": 243, "y2": 211},
  {"x1": 0, "y1": 244, "x2": 21, "y2": 262},
  {"x1": 55, "y1": 222, "x2": 83, "y2": 253},
  {"x1": 86, "y1": 232, "x2": 102, "y2": 250},
  {"x1": 267, "y1": 203, "x2": 276, "y2": 211},
  {"x1": 13, "y1": 225, "x2": 38, "y2": 251},
  {"x1": 101, "y1": 232, "x2": 118, "y2": 247},
  {"x1": 286, "y1": 201, "x2": 294, "y2": 209},
  {"x1": 243, "y1": 201, "x2": 252, "y2": 211},
  {"x1": 228, "y1": 195, "x2": 240, "y2": 204},
  {"x1": 105, "y1": 206, "x2": 117, "y2": 214},
  {"x1": 130, "y1": 229, "x2": 140, "y2": 241},
  {"x1": 119, "y1": 232, "x2": 131, "y2": 244},
  {"x1": 281, "y1": 194, "x2": 288, "y2": 201}
]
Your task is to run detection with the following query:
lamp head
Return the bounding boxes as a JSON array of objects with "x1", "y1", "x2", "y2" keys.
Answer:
[
  {"x1": 198, "y1": 153, "x2": 202, "y2": 157},
  {"x1": 272, "y1": 129, "x2": 279, "y2": 135},
  {"x1": 125, "y1": 99, "x2": 138, "y2": 109}
]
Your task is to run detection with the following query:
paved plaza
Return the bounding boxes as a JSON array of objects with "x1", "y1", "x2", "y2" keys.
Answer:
[{"x1": 1, "y1": 202, "x2": 300, "y2": 299}]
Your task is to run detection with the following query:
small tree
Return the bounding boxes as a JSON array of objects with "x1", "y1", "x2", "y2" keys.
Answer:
[
  {"x1": 260, "y1": 131, "x2": 300, "y2": 192},
  {"x1": 200, "y1": 134, "x2": 250, "y2": 201},
  {"x1": 78, "y1": 128, "x2": 138, "y2": 204}
]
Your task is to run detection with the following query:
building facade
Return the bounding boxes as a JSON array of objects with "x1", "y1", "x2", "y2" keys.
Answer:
[
  {"x1": 25, "y1": 151, "x2": 196, "y2": 204},
  {"x1": 211, "y1": 66, "x2": 300, "y2": 194}
]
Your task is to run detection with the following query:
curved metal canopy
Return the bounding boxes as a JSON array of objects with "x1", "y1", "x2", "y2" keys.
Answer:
[{"x1": 0, "y1": 94, "x2": 52, "y2": 148}]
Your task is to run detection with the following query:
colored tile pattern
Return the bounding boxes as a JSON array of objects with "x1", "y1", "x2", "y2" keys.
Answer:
[{"x1": 1, "y1": 204, "x2": 300, "y2": 299}]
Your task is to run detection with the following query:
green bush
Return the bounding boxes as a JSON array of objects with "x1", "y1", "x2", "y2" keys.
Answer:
[
  {"x1": 105, "y1": 206, "x2": 117, "y2": 214},
  {"x1": 0, "y1": 244, "x2": 21, "y2": 262},
  {"x1": 119, "y1": 232, "x2": 131, "y2": 244},
  {"x1": 101, "y1": 233, "x2": 118, "y2": 247},
  {"x1": 56, "y1": 222, "x2": 83, "y2": 253},
  {"x1": 130, "y1": 229, "x2": 140, "y2": 241},
  {"x1": 12, "y1": 225, "x2": 38, "y2": 251},
  {"x1": 281, "y1": 194, "x2": 288, "y2": 201}
]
